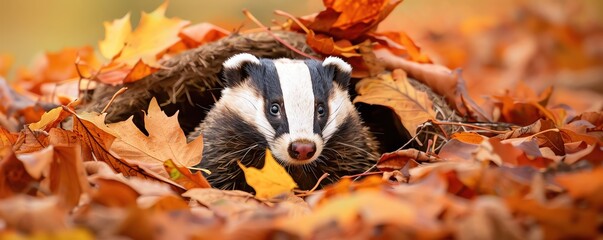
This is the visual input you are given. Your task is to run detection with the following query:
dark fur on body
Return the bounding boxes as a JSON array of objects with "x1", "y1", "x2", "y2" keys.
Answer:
[{"x1": 189, "y1": 55, "x2": 379, "y2": 192}]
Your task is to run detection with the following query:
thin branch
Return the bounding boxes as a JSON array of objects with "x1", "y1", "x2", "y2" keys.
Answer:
[
  {"x1": 242, "y1": 9, "x2": 320, "y2": 60},
  {"x1": 101, "y1": 87, "x2": 128, "y2": 114}
]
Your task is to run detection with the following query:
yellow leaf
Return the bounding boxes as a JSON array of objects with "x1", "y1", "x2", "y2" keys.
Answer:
[
  {"x1": 28, "y1": 106, "x2": 70, "y2": 132},
  {"x1": 99, "y1": 12, "x2": 132, "y2": 60},
  {"x1": 354, "y1": 71, "x2": 436, "y2": 136},
  {"x1": 108, "y1": 98, "x2": 204, "y2": 179},
  {"x1": 238, "y1": 149, "x2": 298, "y2": 199},
  {"x1": 113, "y1": 1, "x2": 190, "y2": 67}
]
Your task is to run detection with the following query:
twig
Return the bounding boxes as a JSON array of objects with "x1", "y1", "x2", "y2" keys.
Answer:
[
  {"x1": 274, "y1": 10, "x2": 310, "y2": 33},
  {"x1": 101, "y1": 87, "x2": 128, "y2": 114},
  {"x1": 294, "y1": 173, "x2": 330, "y2": 197},
  {"x1": 431, "y1": 119, "x2": 509, "y2": 134},
  {"x1": 242, "y1": 9, "x2": 320, "y2": 60}
]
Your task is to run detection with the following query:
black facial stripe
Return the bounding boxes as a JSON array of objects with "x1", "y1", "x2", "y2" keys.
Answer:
[
  {"x1": 245, "y1": 59, "x2": 289, "y2": 138},
  {"x1": 305, "y1": 59, "x2": 333, "y2": 136}
]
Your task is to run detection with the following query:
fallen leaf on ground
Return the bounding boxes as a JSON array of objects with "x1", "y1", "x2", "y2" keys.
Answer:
[{"x1": 238, "y1": 149, "x2": 298, "y2": 199}]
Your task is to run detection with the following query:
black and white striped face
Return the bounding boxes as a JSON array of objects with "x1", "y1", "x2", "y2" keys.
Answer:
[{"x1": 218, "y1": 53, "x2": 355, "y2": 165}]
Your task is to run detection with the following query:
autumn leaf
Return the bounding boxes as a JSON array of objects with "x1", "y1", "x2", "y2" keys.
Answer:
[
  {"x1": 163, "y1": 159, "x2": 210, "y2": 189},
  {"x1": 179, "y1": 22, "x2": 229, "y2": 48},
  {"x1": 0, "y1": 54, "x2": 14, "y2": 77},
  {"x1": 108, "y1": 98, "x2": 204, "y2": 180},
  {"x1": 72, "y1": 110, "x2": 180, "y2": 188},
  {"x1": 354, "y1": 70, "x2": 436, "y2": 136},
  {"x1": 99, "y1": 12, "x2": 132, "y2": 60},
  {"x1": 46, "y1": 128, "x2": 90, "y2": 208},
  {"x1": 96, "y1": 2, "x2": 190, "y2": 84},
  {"x1": 238, "y1": 149, "x2": 298, "y2": 199},
  {"x1": 28, "y1": 106, "x2": 71, "y2": 132}
]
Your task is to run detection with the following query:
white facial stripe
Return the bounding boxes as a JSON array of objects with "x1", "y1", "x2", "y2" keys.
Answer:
[
  {"x1": 274, "y1": 60, "x2": 315, "y2": 137},
  {"x1": 322, "y1": 85, "x2": 353, "y2": 141},
  {"x1": 218, "y1": 82, "x2": 275, "y2": 140}
]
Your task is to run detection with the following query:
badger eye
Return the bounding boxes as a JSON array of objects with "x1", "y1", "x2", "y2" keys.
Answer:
[
  {"x1": 269, "y1": 103, "x2": 280, "y2": 116},
  {"x1": 317, "y1": 104, "x2": 326, "y2": 117}
]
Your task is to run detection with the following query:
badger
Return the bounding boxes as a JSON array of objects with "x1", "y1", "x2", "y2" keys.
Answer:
[{"x1": 189, "y1": 53, "x2": 379, "y2": 191}]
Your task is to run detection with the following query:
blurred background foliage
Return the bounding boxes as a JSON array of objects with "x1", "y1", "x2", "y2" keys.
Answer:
[
  {"x1": 2, "y1": 0, "x2": 599, "y2": 72},
  {"x1": 1, "y1": 0, "x2": 602, "y2": 113}
]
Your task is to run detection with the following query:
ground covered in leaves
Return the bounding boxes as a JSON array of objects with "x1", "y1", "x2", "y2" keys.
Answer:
[{"x1": 1, "y1": 0, "x2": 602, "y2": 239}]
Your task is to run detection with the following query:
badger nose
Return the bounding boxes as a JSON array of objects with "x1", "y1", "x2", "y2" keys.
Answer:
[{"x1": 288, "y1": 140, "x2": 316, "y2": 161}]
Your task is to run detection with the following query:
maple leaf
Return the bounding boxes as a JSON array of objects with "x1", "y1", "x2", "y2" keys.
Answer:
[
  {"x1": 108, "y1": 98, "x2": 204, "y2": 180},
  {"x1": 238, "y1": 149, "x2": 298, "y2": 199},
  {"x1": 99, "y1": 12, "x2": 132, "y2": 60},
  {"x1": 96, "y1": 2, "x2": 190, "y2": 84},
  {"x1": 71, "y1": 110, "x2": 181, "y2": 189},
  {"x1": 163, "y1": 159, "x2": 210, "y2": 189},
  {"x1": 354, "y1": 70, "x2": 436, "y2": 136}
]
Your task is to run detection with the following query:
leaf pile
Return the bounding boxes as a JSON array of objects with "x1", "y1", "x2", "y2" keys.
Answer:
[{"x1": 1, "y1": 0, "x2": 603, "y2": 239}]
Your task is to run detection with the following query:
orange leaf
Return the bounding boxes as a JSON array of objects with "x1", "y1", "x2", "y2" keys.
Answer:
[
  {"x1": 123, "y1": 59, "x2": 159, "y2": 83},
  {"x1": 0, "y1": 54, "x2": 14, "y2": 77},
  {"x1": 99, "y1": 12, "x2": 132, "y2": 60},
  {"x1": 555, "y1": 167, "x2": 603, "y2": 208},
  {"x1": 309, "y1": 0, "x2": 403, "y2": 40},
  {"x1": 112, "y1": 1, "x2": 190, "y2": 67},
  {"x1": 179, "y1": 22, "x2": 229, "y2": 48},
  {"x1": 370, "y1": 32, "x2": 431, "y2": 63},
  {"x1": 47, "y1": 128, "x2": 90, "y2": 209},
  {"x1": 163, "y1": 159, "x2": 210, "y2": 189},
  {"x1": 354, "y1": 70, "x2": 436, "y2": 136},
  {"x1": 451, "y1": 132, "x2": 485, "y2": 144},
  {"x1": 0, "y1": 150, "x2": 36, "y2": 198}
]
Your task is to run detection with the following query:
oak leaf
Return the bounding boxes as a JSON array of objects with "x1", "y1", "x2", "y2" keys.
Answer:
[
  {"x1": 238, "y1": 149, "x2": 298, "y2": 199},
  {"x1": 354, "y1": 70, "x2": 436, "y2": 136},
  {"x1": 108, "y1": 98, "x2": 204, "y2": 180}
]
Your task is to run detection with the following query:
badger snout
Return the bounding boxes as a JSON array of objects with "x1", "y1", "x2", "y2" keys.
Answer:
[{"x1": 288, "y1": 140, "x2": 316, "y2": 161}]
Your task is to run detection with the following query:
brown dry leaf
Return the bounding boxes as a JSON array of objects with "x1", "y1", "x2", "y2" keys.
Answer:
[
  {"x1": 108, "y1": 98, "x2": 204, "y2": 179},
  {"x1": 498, "y1": 119, "x2": 565, "y2": 156},
  {"x1": 377, "y1": 149, "x2": 436, "y2": 172},
  {"x1": 0, "y1": 150, "x2": 36, "y2": 198},
  {"x1": 277, "y1": 190, "x2": 419, "y2": 238},
  {"x1": 555, "y1": 167, "x2": 603, "y2": 208},
  {"x1": 46, "y1": 128, "x2": 90, "y2": 208},
  {"x1": 354, "y1": 70, "x2": 436, "y2": 136},
  {"x1": 569, "y1": 111, "x2": 603, "y2": 131},
  {"x1": 238, "y1": 149, "x2": 298, "y2": 199},
  {"x1": 506, "y1": 197, "x2": 598, "y2": 239},
  {"x1": 91, "y1": 178, "x2": 139, "y2": 207},
  {"x1": 15, "y1": 145, "x2": 54, "y2": 179},
  {"x1": 0, "y1": 127, "x2": 17, "y2": 148},
  {"x1": 563, "y1": 142, "x2": 603, "y2": 165},
  {"x1": 438, "y1": 139, "x2": 481, "y2": 162},
  {"x1": 0, "y1": 196, "x2": 68, "y2": 232},
  {"x1": 183, "y1": 188, "x2": 262, "y2": 219},
  {"x1": 164, "y1": 159, "x2": 210, "y2": 189},
  {"x1": 72, "y1": 111, "x2": 177, "y2": 186}
]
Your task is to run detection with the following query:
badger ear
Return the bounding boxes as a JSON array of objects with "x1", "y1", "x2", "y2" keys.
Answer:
[
  {"x1": 221, "y1": 53, "x2": 261, "y2": 87},
  {"x1": 322, "y1": 56, "x2": 352, "y2": 88}
]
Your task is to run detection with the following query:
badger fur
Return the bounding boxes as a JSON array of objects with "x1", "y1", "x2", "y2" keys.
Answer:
[{"x1": 188, "y1": 53, "x2": 379, "y2": 191}]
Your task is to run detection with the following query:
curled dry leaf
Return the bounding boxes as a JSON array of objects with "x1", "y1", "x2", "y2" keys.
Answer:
[
  {"x1": 164, "y1": 159, "x2": 210, "y2": 189},
  {"x1": 354, "y1": 70, "x2": 436, "y2": 136}
]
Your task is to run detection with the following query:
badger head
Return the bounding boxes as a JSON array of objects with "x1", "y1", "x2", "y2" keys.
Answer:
[{"x1": 217, "y1": 53, "x2": 355, "y2": 165}]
